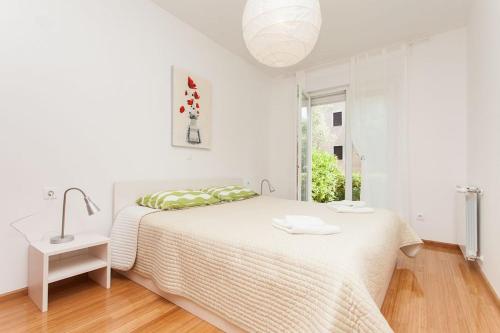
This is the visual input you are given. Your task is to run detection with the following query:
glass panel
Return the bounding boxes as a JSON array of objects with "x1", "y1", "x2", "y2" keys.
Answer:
[
  {"x1": 311, "y1": 100, "x2": 346, "y2": 202},
  {"x1": 299, "y1": 93, "x2": 309, "y2": 201},
  {"x1": 352, "y1": 144, "x2": 362, "y2": 201}
]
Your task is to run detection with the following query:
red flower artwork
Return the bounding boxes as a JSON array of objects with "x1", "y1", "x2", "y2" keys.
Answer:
[
  {"x1": 174, "y1": 69, "x2": 207, "y2": 147},
  {"x1": 179, "y1": 75, "x2": 201, "y2": 122},
  {"x1": 188, "y1": 76, "x2": 197, "y2": 89}
]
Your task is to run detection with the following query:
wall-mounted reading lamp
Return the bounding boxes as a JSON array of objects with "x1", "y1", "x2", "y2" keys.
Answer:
[{"x1": 260, "y1": 179, "x2": 276, "y2": 195}]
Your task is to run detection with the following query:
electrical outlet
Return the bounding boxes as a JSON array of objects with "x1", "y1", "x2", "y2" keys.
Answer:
[
  {"x1": 416, "y1": 213, "x2": 424, "y2": 221},
  {"x1": 43, "y1": 187, "x2": 57, "y2": 200}
]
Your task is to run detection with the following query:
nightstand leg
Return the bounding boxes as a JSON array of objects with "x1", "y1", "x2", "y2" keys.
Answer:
[
  {"x1": 28, "y1": 247, "x2": 48, "y2": 312},
  {"x1": 88, "y1": 244, "x2": 110, "y2": 288},
  {"x1": 89, "y1": 267, "x2": 110, "y2": 288}
]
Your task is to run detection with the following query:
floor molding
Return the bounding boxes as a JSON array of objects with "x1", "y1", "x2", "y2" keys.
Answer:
[
  {"x1": 422, "y1": 239, "x2": 460, "y2": 250},
  {"x1": 0, "y1": 287, "x2": 28, "y2": 301}
]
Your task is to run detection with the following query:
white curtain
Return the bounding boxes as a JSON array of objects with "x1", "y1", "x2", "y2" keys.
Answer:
[{"x1": 350, "y1": 46, "x2": 410, "y2": 221}]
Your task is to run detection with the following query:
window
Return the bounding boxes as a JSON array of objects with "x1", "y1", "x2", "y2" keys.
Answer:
[
  {"x1": 333, "y1": 112, "x2": 342, "y2": 126},
  {"x1": 334, "y1": 145, "x2": 343, "y2": 160}
]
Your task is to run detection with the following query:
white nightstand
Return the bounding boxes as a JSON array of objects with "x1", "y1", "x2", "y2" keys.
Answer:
[{"x1": 28, "y1": 233, "x2": 110, "y2": 312}]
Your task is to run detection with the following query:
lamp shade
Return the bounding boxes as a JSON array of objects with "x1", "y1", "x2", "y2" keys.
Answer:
[
  {"x1": 242, "y1": 0, "x2": 322, "y2": 68},
  {"x1": 84, "y1": 196, "x2": 100, "y2": 215}
]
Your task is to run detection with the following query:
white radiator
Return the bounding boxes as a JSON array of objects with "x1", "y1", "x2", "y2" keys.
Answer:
[{"x1": 456, "y1": 186, "x2": 481, "y2": 261}]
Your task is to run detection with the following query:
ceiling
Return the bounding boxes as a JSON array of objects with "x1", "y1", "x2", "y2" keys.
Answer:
[{"x1": 153, "y1": 0, "x2": 470, "y2": 75}]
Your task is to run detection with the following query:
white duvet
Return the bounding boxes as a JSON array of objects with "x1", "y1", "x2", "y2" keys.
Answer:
[{"x1": 111, "y1": 196, "x2": 422, "y2": 332}]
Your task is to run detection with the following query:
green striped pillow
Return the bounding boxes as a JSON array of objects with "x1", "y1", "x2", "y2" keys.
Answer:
[
  {"x1": 136, "y1": 190, "x2": 220, "y2": 210},
  {"x1": 203, "y1": 185, "x2": 258, "y2": 202}
]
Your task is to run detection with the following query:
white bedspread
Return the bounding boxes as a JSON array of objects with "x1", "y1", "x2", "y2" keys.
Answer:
[
  {"x1": 111, "y1": 196, "x2": 422, "y2": 332},
  {"x1": 110, "y1": 205, "x2": 158, "y2": 271}
]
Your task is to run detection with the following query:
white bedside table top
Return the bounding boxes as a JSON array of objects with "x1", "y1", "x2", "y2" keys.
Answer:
[{"x1": 30, "y1": 233, "x2": 109, "y2": 255}]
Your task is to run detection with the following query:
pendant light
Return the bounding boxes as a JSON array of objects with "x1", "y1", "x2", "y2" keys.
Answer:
[{"x1": 242, "y1": 0, "x2": 322, "y2": 68}]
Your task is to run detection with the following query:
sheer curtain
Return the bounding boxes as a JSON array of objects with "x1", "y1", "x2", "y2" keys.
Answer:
[{"x1": 350, "y1": 46, "x2": 410, "y2": 221}]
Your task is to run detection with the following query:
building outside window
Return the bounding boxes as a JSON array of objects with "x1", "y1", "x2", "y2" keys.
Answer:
[{"x1": 333, "y1": 111, "x2": 342, "y2": 126}]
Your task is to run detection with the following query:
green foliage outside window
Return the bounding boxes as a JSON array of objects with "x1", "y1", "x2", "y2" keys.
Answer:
[{"x1": 311, "y1": 150, "x2": 361, "y2": 203}]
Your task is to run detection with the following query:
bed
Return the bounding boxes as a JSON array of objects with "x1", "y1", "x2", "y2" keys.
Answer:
[{"x1": 111, "y1": 179, "x2": 422, "y2": 333}]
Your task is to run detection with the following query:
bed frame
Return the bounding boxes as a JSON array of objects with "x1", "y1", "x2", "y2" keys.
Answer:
[{"x1": 113, "y1": 178, "x2": 245, "y2": 332}]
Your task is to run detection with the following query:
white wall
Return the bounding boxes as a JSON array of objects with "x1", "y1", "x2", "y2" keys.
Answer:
[
  {"x1": 467, "y1": 0, "x2": 500, "y2": 295},
  {"x1": 305, "y1": 61, "x2": 351, "y2": 92},
  {"x1": 407, "y1": 28, "x2": 467, "y2": 243},
  {"x1": 267, "y1": 76, "x2": 297, "y2": 200},
  {"x1": 0, "y1": 0, "x2": 272, "y2": 294},
  {"x1": 268, "y1": 28, "x2": 468, "y2": 244}
]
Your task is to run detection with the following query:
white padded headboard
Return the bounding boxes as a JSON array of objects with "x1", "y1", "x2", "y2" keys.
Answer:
[{"x1": 113, "y1": 178, "x2": 243, "y2": 218}]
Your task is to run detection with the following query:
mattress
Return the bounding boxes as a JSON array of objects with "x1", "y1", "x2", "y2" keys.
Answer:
[{"x1": 121, "y1": 196, "x2": 422, "y2": 332}]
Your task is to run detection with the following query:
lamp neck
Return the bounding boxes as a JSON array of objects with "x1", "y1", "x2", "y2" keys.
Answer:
[{"x1": 61, "y1": 188, "x2": 87, "y2": 238}]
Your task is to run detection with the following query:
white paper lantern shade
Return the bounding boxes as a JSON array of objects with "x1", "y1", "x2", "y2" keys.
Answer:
[{"x1": 242, "y1": 0, "x2": 322, "y2": 68}]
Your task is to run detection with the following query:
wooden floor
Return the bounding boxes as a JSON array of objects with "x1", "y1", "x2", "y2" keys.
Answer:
[
  {"x1": 382, "y1": 243, "x2": 499, "y2": 332},
  {"x1": 1, "y1": 244, "x2": 499, "y2": 333}
]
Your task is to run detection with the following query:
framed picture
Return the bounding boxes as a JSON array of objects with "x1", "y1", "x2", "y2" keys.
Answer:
[{"x1": 171, "y1": 67, "x2": 212, "y2": 149}]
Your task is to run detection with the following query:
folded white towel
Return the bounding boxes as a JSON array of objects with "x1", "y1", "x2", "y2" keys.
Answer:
[
  {"x1": 272, "y1": 216, "x2": 341, "y2": 235},
  {"x1": 331, "y1": 206, "x2": 375, "y2": 214},
  {"x1": 328, "y1": 200, "x2": 366, "y2": 208},
  {"x1": 281, "y1": 215, "x2": 324, "y2": 228}
]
